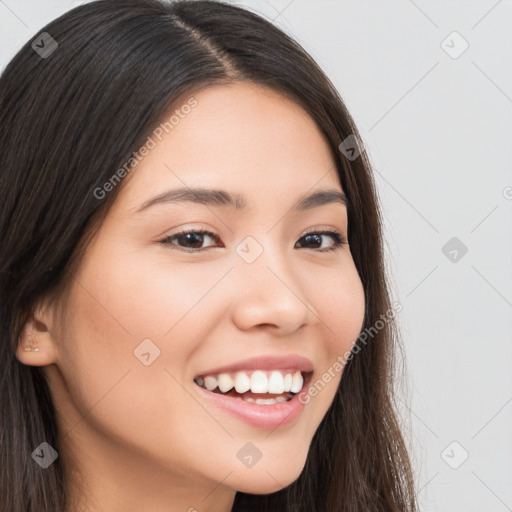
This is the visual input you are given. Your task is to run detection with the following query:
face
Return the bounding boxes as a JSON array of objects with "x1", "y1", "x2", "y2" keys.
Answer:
[{"x1": 19, "y1": 82, "x2": 365, "y2": 503}]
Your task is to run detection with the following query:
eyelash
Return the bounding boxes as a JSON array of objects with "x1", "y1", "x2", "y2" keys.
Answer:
[{"x1": 159, "y1": 228, "x2": 348, "y2": 253}]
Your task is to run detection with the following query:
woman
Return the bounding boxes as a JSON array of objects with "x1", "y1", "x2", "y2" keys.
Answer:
[{"x1": 0, "y1": 0, "x2": 417, "y2": 510}]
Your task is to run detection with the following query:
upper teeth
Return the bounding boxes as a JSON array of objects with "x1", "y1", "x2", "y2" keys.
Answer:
[{"x1": 196, "y1": 370, "x2": 304, "y2": 394}]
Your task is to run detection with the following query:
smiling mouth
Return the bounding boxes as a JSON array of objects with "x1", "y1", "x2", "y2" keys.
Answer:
[{"x1": 193, "y1": 369, "x2": 313, "y2": 405}]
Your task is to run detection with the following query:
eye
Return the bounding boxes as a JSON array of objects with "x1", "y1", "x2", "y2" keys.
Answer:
[
  {"x1": 295, "y1": 230, "x2": 348, "y2": 252},
  {"x1": 159, "y1": 228, "x2": 348, "y2": 253},
  {"x1": 159, "y1": 228, "x2": 221, "y2": 252}
]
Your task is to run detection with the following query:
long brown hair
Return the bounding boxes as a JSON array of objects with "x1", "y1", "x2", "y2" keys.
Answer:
[{"x1": 0, "y1": 1, "x2": 416, "y2": 510}]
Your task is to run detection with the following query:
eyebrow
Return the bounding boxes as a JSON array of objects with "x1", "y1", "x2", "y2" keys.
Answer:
[{"x1": 134, "y1": 187, "x2": 348, "y2": 214}]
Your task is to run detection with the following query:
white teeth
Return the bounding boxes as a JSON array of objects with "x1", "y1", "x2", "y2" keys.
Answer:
[
  {"x1": 250, "y1": 370, "x2": 268, "y2": 393},
  {"x1": 255, "y1": 398, "x2": 279, "y2": 405},
  {"x1": 234, "y1": 372, "x2": 251, "y2": 393},
  {"x1": 196, "y1": 369, "x2": 307, "y2": 395},
  {"x1": 240, "y1": 395, "x2": 289, "y2": 404},
  {"x1": 217, "y1": 373, "x2": 234, "y2": 393},
  {"x1": 268, "y1": 371, "x2": 285, "y2": 394},
  {"x1": 290, "y1": 370, "x2": 303, "y2": 393},
  {"x1": 283, "y1": 373, "x2": 292, "y2": 392},
  {"x1": 203, "y1": 376, "x2": 218, "y2": 391}
]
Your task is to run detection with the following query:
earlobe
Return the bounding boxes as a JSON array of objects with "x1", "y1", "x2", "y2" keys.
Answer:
[{"x1": 15, "y1": 305, "x2": 58, "y2": 367}]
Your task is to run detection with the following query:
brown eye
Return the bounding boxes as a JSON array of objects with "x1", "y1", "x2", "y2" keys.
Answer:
[
  {"x1": 160, "y1": 229, "x2": 221, "y2": 251},
  {"x1": 294, "y1": 231, "x2": 347, "y2": 252}
]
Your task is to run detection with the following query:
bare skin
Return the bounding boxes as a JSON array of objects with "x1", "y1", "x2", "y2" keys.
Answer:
[{"x1": 16, "y1": 82, "x2": 365, "y2": 512}]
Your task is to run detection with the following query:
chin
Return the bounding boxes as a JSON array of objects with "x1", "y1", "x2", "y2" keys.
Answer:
[{"x1": 232, "y1": 460, "x2": 306, "y2": 495}]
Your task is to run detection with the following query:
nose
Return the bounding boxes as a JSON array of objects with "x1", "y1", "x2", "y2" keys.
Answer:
[{"x1": 229, "y1": 247, "x2": 317, "y2": 335}]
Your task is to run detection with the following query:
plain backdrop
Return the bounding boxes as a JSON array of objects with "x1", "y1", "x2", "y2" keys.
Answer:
[{"x1": 1, "y1": 1, "x2": 511, "y2": 510}]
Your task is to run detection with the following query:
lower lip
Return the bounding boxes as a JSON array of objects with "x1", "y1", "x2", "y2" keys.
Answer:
[{"x1": 194, "y1": 382, "x2": 309, "y2": 430}]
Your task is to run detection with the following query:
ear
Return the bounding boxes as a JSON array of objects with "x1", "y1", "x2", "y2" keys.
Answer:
[{"x1": 15, "y1": 299, "x2": 59, "y2": 367}]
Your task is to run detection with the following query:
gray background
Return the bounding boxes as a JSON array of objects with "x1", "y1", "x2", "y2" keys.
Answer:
[{"x1": 1, "y1": 1, "x2": 511, "y2": 510}]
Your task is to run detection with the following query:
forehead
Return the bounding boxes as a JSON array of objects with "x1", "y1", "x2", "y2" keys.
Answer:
[{"x1": 116, "y1": 81, "x2": 343, "y2": 214}]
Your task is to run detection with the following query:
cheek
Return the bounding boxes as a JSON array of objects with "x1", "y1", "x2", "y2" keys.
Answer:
[
  {"x1": 53, "y1": 263, "x2": 226, "y2": 474},
  {"x1": 78, "y1": 243, "x2": 226, "y2": 340},
  {"x1": 62, "y1": 245, "x2": 228, "y2": 417},
  {"x1": 307, "y1": 262, "x2": 365, "y2": 351},
  {"x1": 299, "y1": 262, "x2": 365, "y2": 405}
]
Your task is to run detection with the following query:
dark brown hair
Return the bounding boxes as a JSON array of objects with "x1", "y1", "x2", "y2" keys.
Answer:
[{"x1": 0, "y1": 1, "x2": 416, "y2": 510}]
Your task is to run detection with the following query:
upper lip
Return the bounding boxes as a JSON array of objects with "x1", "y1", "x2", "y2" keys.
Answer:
[{"x1": 195, "y1": 354, "x2": 314, "y2": 377}]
